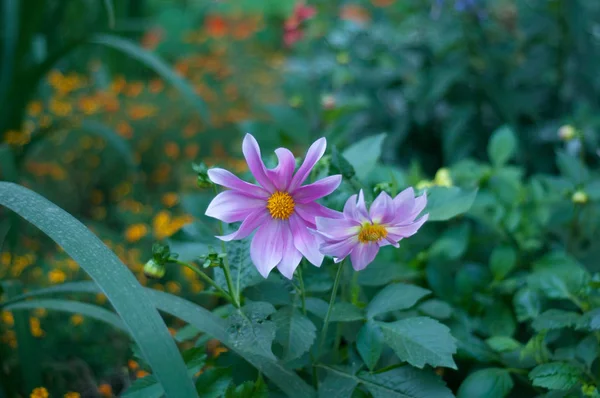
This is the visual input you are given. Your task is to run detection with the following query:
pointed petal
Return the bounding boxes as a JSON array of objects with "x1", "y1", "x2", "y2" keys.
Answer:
[
  {"x1": 350, "y1": 243, "x2": 379, "y2": 271},
  {"x1": 217, "y1": 209, "x2": 270, "y2": 241},
  {"x1": 386, "y1": 214, "x2": 429, "y2": 240},
  {"x1": 242, "y1": 133, "x2": 276, "y2": 192},
  {"x1": 392, "y1": 187, "x2": 416, "y2": 221},
  {"x1": 292, "y1": 175, "x2": 341, "y2": 204},
  {"x1": 289, "y1": 214, "x2": 324, "y2": 267},
  {"x1": 295, "y1": 202, "x2": 342, "y2": 226},
  {"x1": 267, "y1": 148, "x2": 296, "y2": 191},
  {"x1": 407, "y1": 194, "x2": 427, "y2": 220},
  {"x1": 207, "y1": 168, "x2": 269, "y2": 199},
  {"x1": 277, "y1": 224, "x2": 303, "y2": 279},
  {"x1": 369, "y1": 191, "x2": 395, "y2": 224},
  {"x1": 377, "y1": 237, "x2": 400, "y2": 248},
  {"x1": 319, "y1": 236, "x2": 359, "y2": 260},
  {"x1": 250, "y1": 220, "x2": 284, "y2": 278},
  {"x1": 205, "y1": 191, "x2": 265, "y2": 223},
  {"x1": 288, "y1": 137, "x2": 326, "y2": 191},
  {"x1": 315, "y1": 217, "x2": 360, "y2": 240},
  {"x1": 343, "y1": 190, "x2": 370, "y2": 223}
]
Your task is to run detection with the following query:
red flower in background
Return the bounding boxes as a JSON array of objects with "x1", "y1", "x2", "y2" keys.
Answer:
[{"x1": 283, "y1": 3, "x2": 316, "y2": 47}]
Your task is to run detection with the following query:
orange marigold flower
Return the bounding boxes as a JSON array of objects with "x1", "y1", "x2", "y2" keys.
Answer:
[
  {"x1": 136, "y1": 369, "x2": 150, "y2": 378},
  {"x1": 49, "y1": 98, "x2": 73, "y2": 117},
  {"x1": 164, "y1": 142, "x2": 180, "y2": 159},
  {"x1": 152, "y1": 211, "x2": 193, "y2": 240},
  {"x1": 98, "y1": 383, "x2": 113, "y2": 397},
  {"x1": 1, "y1": 311, "x2": 14, "y2": 327},
  {"x1": 27, "y1": 101, "x2": 43, "y2": 116},
  {"x1": 70, "y1": 314, "x2": 84, "y2": 326},
  {"x1": 205, "y1": 15, "x2": 228, "y2": 38},
  {"x1": 125, "y1": 224, "x2": 149, "y2": 243},
  {"x1": 161, "y1": 192, "x2": 179, "y2": 208},
  {"x1": 48, "y1": 269, "x2": 67, "y2": 284},
  {"x1": 30, "y1": 387, "x2": 49, "y2": 398},
  {"x1": 64, "y1": 392, "x2": 81, "y2": 398},
  {"x1": 128, "y1": 359, "x2": 139, "y2": 370}
]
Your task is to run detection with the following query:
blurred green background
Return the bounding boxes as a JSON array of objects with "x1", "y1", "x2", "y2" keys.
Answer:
[{"x1": 1, "y1": 0, "x2": 600, "y2": 396}]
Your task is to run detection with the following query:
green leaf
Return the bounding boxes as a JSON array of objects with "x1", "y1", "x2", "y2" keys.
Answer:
[
  {"x1": 272, "y1": 306, "x2": 316, "y2": 362},
  {"x1": 379, "y1": 317, "x2": 457, "y2": 369},
  {"x1": 483, "y1": 302, "x2": 516, "y2": 337},
  {"x1": 513, "y1": 288, "x2": 541, "y2": 322},
  {"x1": 0, "y1": 182, "x2": 196, "y2": 397},
  {"x1": 576, "y1": 335, "x2": 599, "y2": 369},
  {"x1": 357, "y1": 261, "x2": 420, "y2": 287},
  {"x1": 528, "y1": 362, "x2": 583, "y2": 390},
  {"x1": 485, "y1": 336, "x2": 522, "y2": 353},
  {"x1": 532, "y1": 310, "x2": 581, "y2": 332},
  {"x1": 123, "y1": 375, "x2": 163, "y2": 398},
  {"x1": 225, "y1": 380, "x2": 269, "y2": 398},
  {"x1": 356, "y1": 321, "x2": 383, "y2": 371},
  {"x1": 214, "y1": 237, "x2": 263, "y2": 295},
  {"x1": 343, "y1": 133, "x2": 387, "y2": 181},
  {"x1": 429, "y1": 222, "x2": 471, "y2": 260},
  {"x1": 417, "y1": 299, "x2": 453, "y2": 320},
  {"x1": 330, "y1": 302, "x2": 365, "y2": 322},
  {"x1": 196, "y1": 368, "x2": 233, "y2": 398},
  {"x1": 101, "y1": 0, "x2": 115, "y2": 29},
  {"x1": 425, "y1": 186, "x2": 478, "y2": 222},
  {"x1": 367, "y1": 283, "x2": 431, "y2": 318},
  {"x1": 330, "y1": 145, "x2": 356, "y2": 180},
  {"x1": 227, "y1": 302, "x2": 277, "y2": 359},
  {"x1": 556, "y1": 150, "x2": 589, "y2": 184},
  {"x1": 458, "y1": 368, "x2": 514, "y2": 398},
  {"x1": 576, "y1": 308, "x2": 600, "y2": 331},
  {"x1": 90, "y1": 34, "x2": 208, "y2": 120},
  {"x1": 318, "y1": 368, "x2": 359, "y2": 398},
  {"x1": 488, "y1": 126, "x2": 517, "y2": 167},
  {"x1": 490, "y1": 246, "x2": 517, "y2": 280}
]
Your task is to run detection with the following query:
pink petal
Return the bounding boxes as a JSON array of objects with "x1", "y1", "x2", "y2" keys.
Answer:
[
  {"x1": 288, "y1": 137, "x2": 326, "y2": 191},
  {"x1": 350, "y1": 243, "x2": 379, "y2": 271},
  {"x1": 276, "y1": 224, "x2": 303, "y2": 279},
  {"x1": 343, "y1": 190, "x2": 370, "y2": 223},
  {"x1": 296, "y1": 202, "x2": 342, "y2": 226},
  {"x1": 205, "y1": 191, "x2": 266, "y2": 223},
  {"x1": 386, "y1": 214, "x2": 429, "y2": 240},
  {"x1": 242, "y1": 133, "x2": 276, "y2": 192},
  {"x1": 289, "y1": 214, "x2": 324, "y2": 267},
  {"x1": 392, "y1": 187, "x2": 416, "y2": 221},
  {"x1": 251, "y1": 220, "x2": 284, "y2": 278},
  {"x1": 378, "y1": 237, "x2": 400, "y2": 248},
  {"x1": 369, "y1": 191, "x2": 395, "y2": 224},
  {"x1": 217, "y1": 209, "x2": 271, "y2": 242},
  {"x1": 207, "y1": 168, "x2": 269, "y2": 199},
  {"x1": 319, "y1": 236, "x2": 358, "y2": 260},
  {"x1": 315, "y1": 217, "x2": 360, "y2": 240},
  {"x1": 407, "y1": 194, "x2": 427, "y2": 220},
  {"x1": 292, "y1": 175, "x2": 342, "y2": 204},
  {"x1": 267, "y1": 148, "x2": 296, "y2": 191}
]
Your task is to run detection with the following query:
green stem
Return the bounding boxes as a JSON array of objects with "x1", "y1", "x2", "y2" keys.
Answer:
[
  {"x1": 297, "y1": 264, "x2": 307, "y2": 315},
  {"x1": 317, "y1": 260, "x2": 345, "y2": 361},
  {"x1": 172, "y1": 260, "x2": 233, "y2": 304}
]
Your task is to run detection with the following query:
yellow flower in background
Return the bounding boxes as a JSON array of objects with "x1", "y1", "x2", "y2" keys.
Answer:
[
  {"x1": 30, "y1": 317, "x2": 44, "y2": 338},
  {"x1": 64, "y1": 392, "x2": 81, "y2": 398},
  {"x1": 125, "y1": 224, "x2": 149, "y2": 243},
  {"x1": 96, "y1": 293, "x2": 107, "y2": 304},
  {"x1": 30, "y1": 387, "x2": 49, "y2": 398},
  {"x1": 166, "y1": 281, "x2": 181, "y2": 294},
  {"x1": 34, "y1": 308, "x2": 47, "y2": 318},
  {"x1": 434, "y1": 168, "x2": 453, "y2": 187},
  {"x1": 49, "y1": 98, "x2": 73, "y2": 117},
  {"x1": 152, "y1": 211, "x2": 193, "y2": 240},
  {"x1": 2, "y1": 330, "x2": 17, "y2": 348},
  {"x1": 161, "y1": 192, "x2": 179, "y2": 208},
  {"x1": 70, "y1": 314, "x2": 84, "y2": 326},
  {"x1": 98, "y1": 383, "x2": 113, "y2": 397},
  {"x1": 27, "y1": 101, "x2": 43, "y2": 116},
  {"x1": 48, "y1": 269, "x2": 67, "y2": 284},
  {"x1": 1, "y1": 311, "x2": 14, "y2": 327}
]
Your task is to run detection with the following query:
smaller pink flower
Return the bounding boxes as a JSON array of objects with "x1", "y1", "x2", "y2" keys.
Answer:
[{"x1": 314, "y1": 189, "x2": 428, "y2": 271}]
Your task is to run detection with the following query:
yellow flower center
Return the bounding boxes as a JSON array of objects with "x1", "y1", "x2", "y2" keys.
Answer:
[
  {"x1": 358, "y1": 223, "x2": 388, "y2": 243},
  {"x1": 267, "y1": 191, "x2": 295, "y2": 220}
]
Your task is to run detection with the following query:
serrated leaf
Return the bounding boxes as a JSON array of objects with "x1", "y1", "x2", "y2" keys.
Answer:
[
  {"x1": 227, "y1": 302, "x2": 277, "y2": 360},
  {"x1": 367, "y1": 283, "x2": 431, "y2": 318},
  {"x1": 330, "y1": 302, "x2": 365, "y2": 322},
  {"x1": 576, "y1": 335, "x2": 599, "y2": 369},
  {"x1": 532, "y1": 310, "x2": 581, "y2": 332},
  {"x1": 342, "y1": 133, "x2": 387, "y2": 181},
  {"x1": 458, "y1": 368, "x2": 513, "y2": 398},
  {"x1": 356, "y1": 321, "x2": 383, "y2": 371},
  {"x1": 488, "y1": 126, "x2": 517, "y2": 166},
  {"x1": 214, "y1": 237, "x2": 264, "y2": 295},
  {"x1": 528, "y1": 362, "x2": 583, "y2": 390},
  {"x1": 318, "y1": 369, "x2": 359, "y2": 398},
  {"x1": 380, "y1": 317, "x2": 457, "y2": 369},
  {"x1": 417, "y1": 299, "x2": 453, "y2": 320},
  {"x1": 483, "y1": 302, "x2": 516, "y2": 337},
  {"x1": 330, "y1": 145, "x2": 356, "y2": 180},
  {"x1": 490, "y1": 246, "x2": 517, "y2": 280},
  {"x1": 425, "y1": 186, "x2": 478, "y2": 222},
  {"x1": 196, "y1": 368, "x2": 233, "y2": 398},
  {"x1": 576, "y1": 309, "x2": 600, "y2": 331},
  {"x1": 226, "y1": 380, "x2": 269, "y2": 398},
  {"x1": 273, "y1": 306, "x2": 316, "y2": 362},
  {"x1": 513, "y1": 288, "x2": 541, "y2": 322},
  {"x1": 485, "y1": 336, "x2": 522, "y2": 353}
]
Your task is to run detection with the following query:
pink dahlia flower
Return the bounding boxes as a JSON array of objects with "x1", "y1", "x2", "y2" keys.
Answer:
[
  {"x1": 205, "y1": 133, "x2": 341, "y2": 279},
  {"x1": 314, "y1": 189, "x2": 428, "y2": 271}
]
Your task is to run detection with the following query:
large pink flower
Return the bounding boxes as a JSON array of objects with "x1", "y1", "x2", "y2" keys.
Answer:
[
  {"x1": 314, "y1": 189, "x2": 428, "y2": 271},
  {"x1": 205, "y1": 133, "x2": 341, "y2": 279}
]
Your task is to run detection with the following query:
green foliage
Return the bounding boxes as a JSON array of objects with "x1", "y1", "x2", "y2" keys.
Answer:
[
  {"x1": 457, "y1": 368, "x2": 513, "y2": 398},
  {"x1": 528, "y1": 362, "x2": 584, "y2": 390},
  {"x1": 272, "y1": 306, "x2": 316, "y2": 362}
]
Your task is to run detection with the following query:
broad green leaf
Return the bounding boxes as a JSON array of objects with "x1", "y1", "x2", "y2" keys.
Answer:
[
  {"x1": 528, "y1": 362, "x2": 583, "y2": 390},
  {"x1": 576, "y1": 335, "x2": 599, "y2": 369},
  {"x1": 367, "y1": 283, "x2": 431, "y2": 318},
  {"x1": 532, "y1": 310, "x2": 581, "y2": 332},
  {"x1": 488, "y1": 126, "x2": 517, "y2": 167},
  {"x1": 522, "y1": 333, "x2": 550, "y2": 364},
  {"x1": 225, "y1": 380, "x2": 269, "y2": 398},
  {"x1": 417, "y1": 299, "x2": 453, "y2": 320},
  {"x1": 425, "y1": 186, "x2": 478, "y2": 222},
  {"x1": 343, "y1": 133, "x2": 387, "y2": 181},
  {"x1": 214, "y1": 237, "x2": 263, "y2": 296},
  {"x1": 576, "y1": 308, "x2": 600, "y2": 331},
  {"x1": 0, "y1": 182, "x2": 196, "y2": 397},
  {"x1": 483, "y1": 302, "x2": 516, "y2": 337},
  {"x1": 330, "y1": 145, "x2": 356, "y2": 180},
  {"x1": 90, "y1": 34, "x2": 208, "y2": 119},
  {"x1": 485, "y1": 336, "x2": 522, "y2": 353},
  {"x1": 273, "y1": 306, "x2": 316, "y2": 362},
  {"x1": 227, "y1": 302, "x2": 277, "y2": 359},
  {"x1": 196, "y1": 368, "x2": 233, "y2": 398},
  {"x1": 357, "y1": 261, "x2": 420, "y2": 287},
  {"x1": 330, "y1": 302, "x2": 365, "y2": 322},
  {"x1": 513, "y1": 288, "x2": 541, "y2": 322},
  {"x1": 556, "y1": 150, "x2": 589, "y2": 184},
  {"x1": 122, "y1": 375, "x2": 163, "y2": 398},
  {"x1": 429, "y1": 222, "x2": 471, "y2": 260},
  {"x1": 380, "y1": 317, "x2": 457, "y2": 369},
  {"x1": 318, "y1": 368, "x2": 359, "y2": 398},
  {"x1": 458, "y1": 368, "x2": 513, "y2": 398},
  {"x1": 490, "y1": 246, "x2": 517, "y2": 280},
  {"x1": 175, "y1": 324, "x2": 200, "y2": 342},
  {"x1": 356, "y1": 321, "x2": 383, "y2": 371}
]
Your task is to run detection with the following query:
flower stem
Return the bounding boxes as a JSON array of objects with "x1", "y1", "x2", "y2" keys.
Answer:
[
  {"x1": 297, "y1": 263, "x2": 307, "y2": 315},
  {"x1": 172, "y1": 260, "x2": 233, "y2": 304},
  {"x1": 317, "y1": 259, "x2": 345, "y2": 361},
  {"x1": 213, "y1": 184, "x2": 240, "y2": 308}
]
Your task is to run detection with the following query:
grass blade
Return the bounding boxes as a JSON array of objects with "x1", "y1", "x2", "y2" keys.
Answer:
[
  {"x1": 0, "y1": 182, "x2": 197, "y2": 398},
  {"x1": 90, "y1": 34, "x2": 209, "y2": 120},
  {"x1": 102, "y1": 0, "x2": 116, "y2": 29}
]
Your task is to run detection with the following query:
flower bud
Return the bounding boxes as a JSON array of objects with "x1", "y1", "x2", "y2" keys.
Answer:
[
  {"x1": 199, "y1": 248, "x2": 226, "y2": 268},
  {"x1": 434, "y1": 168, "x2": 453, "y2": 187},
  {"x1": 193, "y1": 162, "x2": 213, "y2": 188},
  {"x1": 572, "y1": 190, "x2": 588, "y2": 204},
  {"x1": 144, "y1": 259, "x2": 166, "y2": 279},
  {"x1": 558, "y1": 125, "x2": 576, "y2": 141}
]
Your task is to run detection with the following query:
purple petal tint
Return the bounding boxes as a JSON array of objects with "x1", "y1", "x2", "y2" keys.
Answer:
[
  {"x1": 205, "y1": 133, "x2": 341, "y2": 280},
  {"x1": 315, "y1": 189, "x2": 428, "y2": 272}
]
